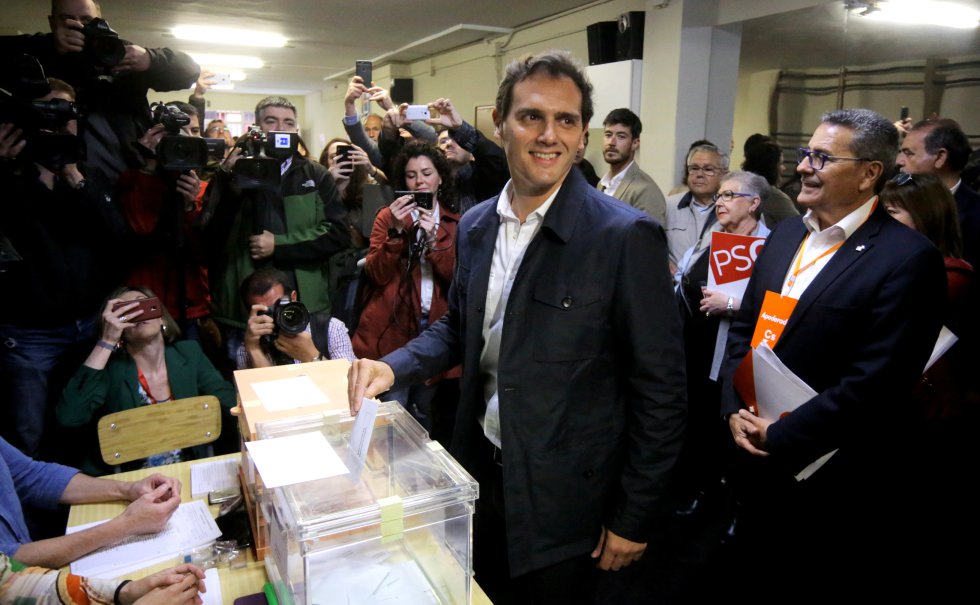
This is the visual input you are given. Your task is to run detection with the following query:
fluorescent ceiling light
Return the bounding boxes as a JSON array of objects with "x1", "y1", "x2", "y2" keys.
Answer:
[
  {"x1": 188, "y1": 53, "x2": 264, "y2": 69},
  {"x1": 173, "y1": 25, "x2": 287, "y2": 47},
  {"x1": 850, "y1": 0, "x2": 979, "y2": 29}
]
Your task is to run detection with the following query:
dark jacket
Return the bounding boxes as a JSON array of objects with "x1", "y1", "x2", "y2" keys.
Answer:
[{"x1": 384, "y1": 168, "x2": 686, "y2": 576}]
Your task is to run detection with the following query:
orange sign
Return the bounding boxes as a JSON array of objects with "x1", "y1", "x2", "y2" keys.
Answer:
[
  {"x1": 750, "y1": 290, "x2": 798, "y2": 350},
  {"x1": 709, "y1": 232, "x2": 767, "y2": 286}
]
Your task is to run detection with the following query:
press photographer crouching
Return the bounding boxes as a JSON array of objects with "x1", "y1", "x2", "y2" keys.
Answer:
[
  {"x1": 0, "y1": 70, "x2": 127, "y2": 458},
  {"x1": 116, "y1": 102, "x2": 219, "y2": 344},
  {"x1": 237, "y1": 268, "x2": 355, "y2": 369}
]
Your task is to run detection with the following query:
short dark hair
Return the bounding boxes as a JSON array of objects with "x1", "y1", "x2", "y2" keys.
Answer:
[
  {"x1": 603, "y1": 108, "x2": 642, "y2": 138},
  {"x1": 166, "y1": 101, "x2": 197, "y2": 119},
  {"x1": 239, "y1": 268, "x2": 294, "y2": 309},
  {"x1": 742, "y1": 138, "x2": 782, "y2": 185},
  {"x1": 391, "y1": 141, "x2": 458, "y2": 213},
  {"x1": 821, "y1": 109, "x2": 898, "y2": 189},
  {"x1": 913, "y1": 118, "x2": 972, "y2": 173},
  {"x1": 255, "y1": 96, "x2": 297, "y2": 122},
  {"x1": 495, "y1": 51, "x2": 594, "y2": 126},
  {"x1": 879, "y1": 172, "x2": 962, "y2": 258}
]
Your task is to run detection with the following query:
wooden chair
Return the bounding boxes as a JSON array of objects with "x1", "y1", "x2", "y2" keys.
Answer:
[{"x1": 97, "y1": 395, "x2": 222, "y2": 465}]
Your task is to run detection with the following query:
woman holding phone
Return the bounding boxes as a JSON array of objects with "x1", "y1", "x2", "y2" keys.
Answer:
[
  {"x1": 353, "y1": 141, "x2": 460, "y2": 439},
  {"x1": 56, "y1": 286, "x2": 236, "y2": 475}
]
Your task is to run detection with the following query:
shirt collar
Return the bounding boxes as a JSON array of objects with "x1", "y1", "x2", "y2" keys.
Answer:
[
  {"x1": 802, "y1": 195, "x2": 877, "y2": 238},
  {"x1": 598, "y1": 160, "x2": 634, "y2": 193},
  {"x1": 951, "y1": 179, "x2": 962, "y2": 195},
  {"x1": 496, "y1": 180, "x2": 559, "y2": 224}
]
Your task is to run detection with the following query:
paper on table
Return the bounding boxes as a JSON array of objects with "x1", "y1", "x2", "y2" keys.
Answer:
[
  {"x1": 925, "y1": 325, "x2": 958, "y2": 372},
  {"x1": 751, "y1": 342, "x2": 837, "y2": 481},
  {"x1": 190, "y1": 458, "x2": 239, "y2": 498},
  {"x1": 245, "y1": 431, "x2": 349, "y2": 489},
  {"x1": 68, "y1": 499, "x2": 221, "y2": 579},
  {"x1": 251, "y1": 375, "x2": 329, "y2": 412},
  {"x1": 200, "y1": 567, "x2": 222, "y2": 605},
  {"x1": 347, "y1": 398, "x2": 379, "y2": 482}
]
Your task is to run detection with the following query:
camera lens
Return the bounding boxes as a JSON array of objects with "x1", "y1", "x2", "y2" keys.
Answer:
[{"x1": 276, "y1": 302, "x2": 310, "y2": 335}]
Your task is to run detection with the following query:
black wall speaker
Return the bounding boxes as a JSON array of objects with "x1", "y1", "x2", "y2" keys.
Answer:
[
  {"x1": 390, "y1": 78, "x2": 414, "y2": 104},
  {"x1": 616, "y1": 11, "x2": 645, "y2": 61},
  {"x1": 587, "y1": 21, "x2": 618, "y2": 66}
]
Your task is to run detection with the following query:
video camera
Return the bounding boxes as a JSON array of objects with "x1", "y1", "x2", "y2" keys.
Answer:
[
  {"x1": 0, "y1": 55, "x2": 84, "y2": 166},
  {"x1": 150, "y1": 102, "x2": 210, "y2": 171},
  {"x1": 233, "y1": 125, "x2": 298, "y2": 190}
]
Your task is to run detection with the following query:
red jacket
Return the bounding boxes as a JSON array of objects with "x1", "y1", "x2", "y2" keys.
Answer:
[{"x1": 353, "y1": 204, "x2": 461, "y2": 381}]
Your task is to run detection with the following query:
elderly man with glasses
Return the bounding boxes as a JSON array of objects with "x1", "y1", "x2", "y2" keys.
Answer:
[
  {"x1": 717, "y1": 108, "x2": 947, "y2": 599},
  {"x1": 664, "y1": 142, "x2": 728, "y2": 270}
]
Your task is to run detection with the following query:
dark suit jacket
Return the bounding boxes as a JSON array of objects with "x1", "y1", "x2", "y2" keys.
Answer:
[
  {"x1": 385, "y1": 168, "x2": 686, "y2": 576},
  {"x1": 720, "y1": 204, "x2": 945, "y2": 478},
  {"x1": 954, "y1": 182, "x2": 980, "y2": 271}
]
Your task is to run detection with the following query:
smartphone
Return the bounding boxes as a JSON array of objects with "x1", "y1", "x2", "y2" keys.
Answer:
[
  {"x1": 900, "y1": 106, "x2": 909, "y2": 121},
  {"x1": 208, "y1": 487, "x2": 240, "y2": 505},
  {"x1": 211, "y1": 72, "x2": 232, "y2": 87},
  {"x1": 335, "y1": 144, "x2": 353, "y2": 165},
  {"x1": 355, "y1": 60, "x2": 372, "y2": 86},
  {"x1": 112, "y1": 296, "x2": 163, "y2": 321},
  {"x1": 404, "y1": 104, "x2": 430, "y2": 121},
  {"x1": 394, "y1": 190, "x2": 433, "y2": 210}
]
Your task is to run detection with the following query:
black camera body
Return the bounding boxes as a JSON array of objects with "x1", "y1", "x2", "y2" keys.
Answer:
[
  {"x1": 0, "y1": 54, "x2": 84, "y2": 166},
  {"x1": 233, "y1": 126, "x2": 298, "y2": 190},
  {"x1": 150, "y1": 102, "x2": 209, "y2": 171},
  {"x1": 81, "y1": 18, "x2": 126, "y2": 71},
  {"x1": 259, "y1": 297, "x2": 310, "y2": 338}
]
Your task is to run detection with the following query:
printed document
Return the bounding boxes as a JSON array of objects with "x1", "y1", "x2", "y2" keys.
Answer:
[{"x1": 245, "y1": 430, "x2": 349, "y2": 488}]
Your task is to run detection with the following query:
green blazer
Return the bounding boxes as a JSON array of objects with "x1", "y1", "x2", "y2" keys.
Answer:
[{"x1": 57, "y1": 340, "x2": 236, "y2": 475}]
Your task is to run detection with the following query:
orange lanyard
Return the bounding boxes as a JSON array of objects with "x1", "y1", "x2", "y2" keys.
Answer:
[{"x1": 785, "y1": 198, "x2": 877, "y2": 291}]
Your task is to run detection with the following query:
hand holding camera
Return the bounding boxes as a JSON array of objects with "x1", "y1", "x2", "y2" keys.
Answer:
[
  {"x1": 426, "y1": 98, "x2": 463, "y2": 129},
  {"x1": 113, "y1": 43, "x2": 151, "y2": 74},
  {"x1": 176, "y1": 170, "x2": 201, "y2": 210},
  {"x1": 52, "y1": 17, "x2": 86, "y2": 55},
  {"x1": 389, "y1": 193, "x2": 417, "y2": 232},
  {"x1": 0, "y1": 123, "x2": 26, "y2": 159}
]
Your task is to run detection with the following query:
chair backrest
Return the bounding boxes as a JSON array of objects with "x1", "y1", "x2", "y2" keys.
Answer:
[{"x1": 97, "y1": 395, "x2": 222, "y2": 465}]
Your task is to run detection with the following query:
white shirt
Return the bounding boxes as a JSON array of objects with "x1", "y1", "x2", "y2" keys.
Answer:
[
  {"x1": 478, "y1": 181, "x2": 559, "y2": 448},
  {"x1": 782, "y1": 196, "x2": 877, "y2": 299},
  {"x1": 414, "y1": 201, "x2": 440, "y2": 317},
  {"x1": 598, "y1": 160, "x2": 634, "y2": 197}
]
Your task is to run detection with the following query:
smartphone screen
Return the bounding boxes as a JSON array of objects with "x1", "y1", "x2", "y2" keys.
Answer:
[
  {"x1": 336, "y1": 144, "x2": 353, "y2": 164},
  {"x1": 112, "y1": 297, "x2": 163, "y2": 321}
]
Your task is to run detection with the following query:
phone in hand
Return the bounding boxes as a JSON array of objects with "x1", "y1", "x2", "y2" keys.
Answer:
[
  {"x1": 335, "y1": 144, "x2": 353, "y2": 165},
  {"x1": 211, "y1": 72, "x2": 232, "y2": 87},
  {"x1": 404, "y1": 104, "x2": 430, "y2": 121},
  {"x1": 112, "y1": 296, "x2": 163, "y2": 321},
  {"x1": 394, "y1": 190, "x2": 433, "y2": 210},
  {"x1": 900, "y1": 106, "x2": 909, "y2": 121},
  {"x1": 355, "y1": 60, "x2": 372, "y2": 86}
]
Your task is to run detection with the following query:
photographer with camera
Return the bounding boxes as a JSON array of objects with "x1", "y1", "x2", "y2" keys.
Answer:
[
  {"x1": 237, "y1": 268, "x2": 355, "y2": 369},
  {"x1": 0, "y1": 75, "x2": 127, "y2": 458},
  {"x1": 116, "y1": 101, "x2": 217, "y2": 348},
  {"x1": 0, "y1": 0, "x2": 200, "y2": 183},
  {"x1": 201, "y1": 96, "x2": 350, "y2": 365}
]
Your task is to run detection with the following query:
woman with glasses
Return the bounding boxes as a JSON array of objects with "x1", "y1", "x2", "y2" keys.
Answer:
[
  {"x1": 880, "y1": 172, "x2": 976, "y2": 420},
  {"x1": 670, "y1": 171, "x2": 771, "y2": 524}
]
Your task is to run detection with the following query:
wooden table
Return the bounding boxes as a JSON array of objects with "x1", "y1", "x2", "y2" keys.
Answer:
[{"x1": 67, "y1": 454, "x2": 492, "y2": 604}]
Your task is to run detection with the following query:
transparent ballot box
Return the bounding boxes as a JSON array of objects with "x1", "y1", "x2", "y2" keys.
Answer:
[{"x1": 257, "y1": 402, "x2": 479, "y2": 605}]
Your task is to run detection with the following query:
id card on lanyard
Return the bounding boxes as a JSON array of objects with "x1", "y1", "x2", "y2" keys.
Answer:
[{"x1": 734, "y1": 290, "x2": 797, "y2": 414}]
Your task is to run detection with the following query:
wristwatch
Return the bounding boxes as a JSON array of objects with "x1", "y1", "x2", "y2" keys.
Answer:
[{"x1": 726, "y1": 296, "x2": 735, "y2": 316}]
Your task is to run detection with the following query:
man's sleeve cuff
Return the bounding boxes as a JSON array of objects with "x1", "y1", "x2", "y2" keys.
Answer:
[{"x1": 342, "y1": 114, "x2": 360, "y2": 126}]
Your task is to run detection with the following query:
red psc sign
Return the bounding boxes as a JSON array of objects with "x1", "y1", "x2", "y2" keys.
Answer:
[{"x1": 709, "y1": 231, "x2": 766, "y2": 286}]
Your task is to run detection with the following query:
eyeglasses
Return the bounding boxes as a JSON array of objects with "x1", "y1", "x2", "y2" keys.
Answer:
[
  {"x1": 712, "y1": 190, "x2": 754, "y2": 203},
  {"x1": 687, "y1": 165, "x2": 720, "y2": 176},
  {"x1": 797, "y1": 148, "x2": 870, "y2": 171},
  {"x1": 890, "y1": 172, "x2": 915, "y2": 186}
]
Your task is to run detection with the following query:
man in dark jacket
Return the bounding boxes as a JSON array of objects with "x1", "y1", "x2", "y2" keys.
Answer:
[{"x1": 0, "y1": 0, "x2": 200, "y2": 184}]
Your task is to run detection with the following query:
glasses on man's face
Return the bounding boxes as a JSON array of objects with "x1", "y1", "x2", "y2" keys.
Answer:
[
  {"x1": 890, "y1": 172, "x2": 915, "y2": 186},
  {"x1": 797, "y1": 148, "x2": 870, "y2": 171},
  {"x1": 712, "y1": 190, "x2": 753, "y2": 203},
  {"x1": 687, "y1": 165, "x2": 719, "y2": 176}
]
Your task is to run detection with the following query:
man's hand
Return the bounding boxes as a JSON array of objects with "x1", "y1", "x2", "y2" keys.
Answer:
[
  {"x1": 729, "y1": 409, "x2": 771, "y2": 456},
  {"x1": 384, "y1": 105, "x2": 407, "y2": 131},
  {"x1": 113, "y1": 44, "x2": 152, "y2": 73},
  {"x1": 249, "y1": 230, "x2": 275, "y2": 259},
  {"x1": 347, "y1": 359, "x2": 395, "y2": 414},
  {"x1": 120, "y1": 564, "x2": 206, "y2": 605},
  {"x1": 591, "y1": 527, "x2": 646, "y2": 571},
  {"x1": 176, "y1": 170, "x2": 201, "y2": 209},
  {"x1": 426, "y1": 98, "x2": 463, "y2": 130},
  {"x1": 126, "y1": 473, "x2": 181, "y2": 501},
  {"x1": 0, "y1": 123, "x2": 26, "y2": 159},
  {"x1": 117, "y1": 483, "x2": 180, "y2": 535},
  {"x1": 274, "y1": 331, "x2": 320, "y2": 363},
  {"x1": 245, "y1": 304, "x2": 274, "y2": 348},
  {"x1": 193, "y1": 70, "x2": 216, "y2": 99},
  {"x1": 219, "y1": 146, "x2": 244, "y2": 173},
  {"x1": 369, "y1": 86, "x2": 395, "y2": 111},
  {"x1": 52, "y1": 19, "x2": 85, "y2": 54},
  {"x1": 345, "y1": 76, "x2": 371, "y2": 114}
]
